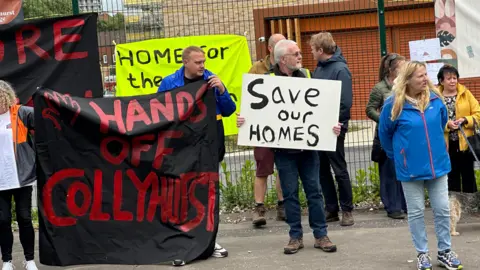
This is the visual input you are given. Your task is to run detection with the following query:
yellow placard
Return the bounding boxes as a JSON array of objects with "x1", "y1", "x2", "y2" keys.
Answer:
[{"x1": 115, "y1": 35, "x2": 252, "y2": 136}]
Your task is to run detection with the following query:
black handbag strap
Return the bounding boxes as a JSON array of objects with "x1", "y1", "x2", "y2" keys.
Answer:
[
  {"x1": 459, "y1": 125, "x2": 480, "y2": 163},
  {"x1": 470, "y1": 117, "x2": 479, "y2": 135}
]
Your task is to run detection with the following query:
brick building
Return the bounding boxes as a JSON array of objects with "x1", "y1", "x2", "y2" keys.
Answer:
[
  {"x1": 161, "y1": 0, "x2": 480, "y2": 121},
  {"x1": 162, "y1": 0, "x2": 318, "y2": 60}
]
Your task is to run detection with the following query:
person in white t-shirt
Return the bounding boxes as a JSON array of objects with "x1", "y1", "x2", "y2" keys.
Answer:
[{"x1": 0, "y1": 80, "x2": 38, "y2": 270}]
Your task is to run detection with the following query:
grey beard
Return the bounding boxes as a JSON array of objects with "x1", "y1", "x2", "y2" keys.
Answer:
[{"x1": 286, "y1": 64, "x2": 300, "y2": 71}]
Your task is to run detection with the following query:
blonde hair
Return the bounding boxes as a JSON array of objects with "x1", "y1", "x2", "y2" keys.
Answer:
[
  {"x1": 0, "y1": 80, "x2": 17, "y2": 112},
  {"x1": 309, "y1": 32, "x2": 336, "y2": 54},
  {"x1": 390, "y1": 61, "x2": 443, "y2": 121},
  {"x1": 182, "y1": 46, "x2": 205, "y2": 61}
]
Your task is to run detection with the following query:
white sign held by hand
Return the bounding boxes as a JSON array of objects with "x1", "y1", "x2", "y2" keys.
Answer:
[{"x1": 237, "y1": 74, "x2": 341, "y2": 151}]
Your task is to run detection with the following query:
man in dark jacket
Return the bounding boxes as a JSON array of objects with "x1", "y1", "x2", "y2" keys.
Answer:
[
  {"x1": 309, "y1": 32, "x2": 354, "y2": 226},
  {"x1": 237, "y1": 39, "x2": 339, "y2": 255},
  {"x1": 158, "y1": 46, "x2": 235, "y2": 266}
]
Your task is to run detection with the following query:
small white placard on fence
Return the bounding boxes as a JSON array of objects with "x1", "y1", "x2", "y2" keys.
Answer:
[
  {"x1": 426, "y1": 63, "x2": 445, "y2": 85},
  {"x1": 409, "y1": 38, "x2": 442, "y2": 62},
  {"x1": 237, "y1": 73, "x2": 341, "y2": 151}
]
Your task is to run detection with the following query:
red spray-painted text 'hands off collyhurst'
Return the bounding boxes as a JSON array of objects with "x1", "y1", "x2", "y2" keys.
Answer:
[{"x1": 40, "y1": 82, "x2": 217, "y2": 233}]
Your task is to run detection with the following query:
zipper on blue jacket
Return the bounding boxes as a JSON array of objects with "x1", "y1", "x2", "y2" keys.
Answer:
[
  {"x1": 419, "y1": 112, "x2": 436, "y2": 179},
  {"x1": 400, "y1": 148, "x2": 407, "y2": 168}
]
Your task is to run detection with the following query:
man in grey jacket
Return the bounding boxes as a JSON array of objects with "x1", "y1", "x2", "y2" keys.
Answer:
[{"x1": 309, "y1": 32, "x2": 354, "y2": 226}]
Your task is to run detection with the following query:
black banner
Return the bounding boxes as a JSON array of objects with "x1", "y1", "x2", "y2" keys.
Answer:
[
  {"x1": 0, "y1": 13, "x2": 102, "y2": 104},
  {"x1": 33, "y1": 81, "x2": 220, "y2": 266}
]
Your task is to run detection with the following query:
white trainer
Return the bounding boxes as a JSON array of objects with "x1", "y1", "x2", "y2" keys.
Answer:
[
  {"x1": 211, "y1": 243, "x2": 228, "y2": 258},
  {"x1": 172, "y1": 260, "x2": 186, "y2": 266},
  {"x1": 22, "y1": 261, "x2": 38, "y2": 270},
  {"x1": 2, "y1": 261, "x2": 14, "y2": 270}
]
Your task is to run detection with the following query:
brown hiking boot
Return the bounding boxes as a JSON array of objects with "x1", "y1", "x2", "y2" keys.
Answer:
[
  {"x1": 252, "y1": 205, "x2": 266, "y2": 227},
  {"x1": 340, "y1": 211, "x2": 354, "y2": 226},
  {"x1": 314, "y1": 235, "x2": 337, "y2": 252},
  {"x1": 284, "y1": 238, "x2": 304, "y2": 254},
  {"x1": 276, "y1": 204, "x2": 286, "y2": 221},
  {"x1": 325, "y1": 211, "x2": 340, "y2": 222}
]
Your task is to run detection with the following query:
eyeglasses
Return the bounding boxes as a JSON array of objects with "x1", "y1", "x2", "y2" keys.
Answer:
[{"x1": 285, "y1": 52, "x2": 302, "y2": 57}]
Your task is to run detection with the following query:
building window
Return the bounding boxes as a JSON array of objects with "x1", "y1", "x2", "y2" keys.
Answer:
[
  {"x1": 103, "y1": 55, "x2": 107, "y2": 64},
  {"x1": 112, "y1": 53, "x2": 116, "y2": 63}
]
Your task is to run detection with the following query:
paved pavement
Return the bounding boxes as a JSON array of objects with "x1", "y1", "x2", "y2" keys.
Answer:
[{"x1": 9, "y1": 210, "x2": 480, "y2": 269}]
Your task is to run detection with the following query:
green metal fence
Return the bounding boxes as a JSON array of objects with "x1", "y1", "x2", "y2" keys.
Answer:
[{"x1": 20, "y1": 0, "x2": 480, "y2": 209}]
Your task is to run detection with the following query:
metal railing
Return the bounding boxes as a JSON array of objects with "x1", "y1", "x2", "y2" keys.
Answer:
[{"x1": 17, "y1": 0, "x2": 480, "y2": 208}]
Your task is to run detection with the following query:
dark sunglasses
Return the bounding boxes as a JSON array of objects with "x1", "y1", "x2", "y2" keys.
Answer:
[{"x1": 386, "y1": 53, "x2": 398, "y2": 67}]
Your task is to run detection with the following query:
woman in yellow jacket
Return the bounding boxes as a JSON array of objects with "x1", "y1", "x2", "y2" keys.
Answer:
[{"x1": 438, "y1": 65, "x2": 480, "y2": 193}]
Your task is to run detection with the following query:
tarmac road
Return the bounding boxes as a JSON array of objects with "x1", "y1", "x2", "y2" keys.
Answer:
[{"x1": 12, "y1": 211, "x2": 480, "y2": 269}]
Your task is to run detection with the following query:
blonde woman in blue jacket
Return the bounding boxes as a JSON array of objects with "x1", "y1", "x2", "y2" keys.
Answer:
[{"x1": 378, "y1": 61, "x2": 462, "y2": 270}]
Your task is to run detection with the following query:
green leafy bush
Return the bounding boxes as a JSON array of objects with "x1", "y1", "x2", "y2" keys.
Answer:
[
  {"x1": 219, "y1": 160, "x2": 255, "y2": 211},
  {"x1": 352, "y1": 164, "x2": 381, "y2": 205}
]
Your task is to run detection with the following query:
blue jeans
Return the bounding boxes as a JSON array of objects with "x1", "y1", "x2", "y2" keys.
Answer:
[
  {"x1": 274, "y1": 150, "x2": 328, "y2": 239},
  {"x1": 401, "y1": 175, "x2": 451, "y2": 254}
]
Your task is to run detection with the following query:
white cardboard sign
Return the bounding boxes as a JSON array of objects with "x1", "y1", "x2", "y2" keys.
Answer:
[{"x1": 237, "y1": 73, "x2": 341, "y2": 151}]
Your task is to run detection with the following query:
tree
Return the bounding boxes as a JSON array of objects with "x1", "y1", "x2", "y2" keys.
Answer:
[
  {"x1": 23, "y1": 0, "x2": 73, "y2": 19},
  {"x1": 97, "y1": 13, "x2": 125, "y2": 31}
]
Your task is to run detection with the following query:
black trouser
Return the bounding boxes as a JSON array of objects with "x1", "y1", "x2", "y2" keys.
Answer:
[
  {"x1": 318, "y1": 132, "x2": 354, "y2": 213},
  {"x1": 379, "y1": 157, "x2": 407, "y2": 214},
  {"x1": 0, "y1": 186, "x2": 35, "y2": 262},
  {"x1": 448, "y1": 140, "x2": 478, "y2": 193}
]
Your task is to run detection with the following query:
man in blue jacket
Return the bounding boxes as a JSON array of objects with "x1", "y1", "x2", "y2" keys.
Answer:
[
  {"x1": 157, "y1": 46, "x2": 236, "y2": 266},
  {"x1": 158, "y1": 46, "x2": 236, "y2": 163},
  {"x1": 309, "y1": 32, "x2": 355, "y2": 227}
]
